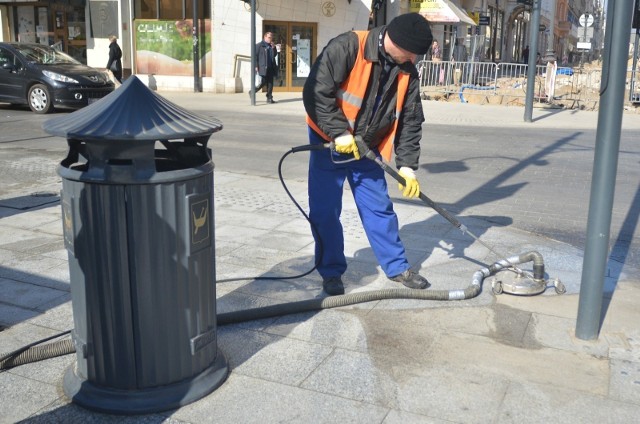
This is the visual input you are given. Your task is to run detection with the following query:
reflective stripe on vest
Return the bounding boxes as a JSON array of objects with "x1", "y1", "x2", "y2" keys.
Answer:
[
  {"x1": 378, "y1": 74, "x2": 409, "y2": 162},
  {"x1": 306, "y1": 30, "x2": 410, "y2": 162}
]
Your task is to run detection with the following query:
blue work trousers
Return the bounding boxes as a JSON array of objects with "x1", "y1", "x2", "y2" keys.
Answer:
[{"x1": 308, "y1": 128, "x2": 409, "y2": 279}]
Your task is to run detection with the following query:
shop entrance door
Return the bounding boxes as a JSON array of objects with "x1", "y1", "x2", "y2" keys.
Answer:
[
  {"x1": 263, "y1": 21, "x2": 317, "y2": 92},
  {"x1": 51, "y1": 3, "x2": 88, "y2": 64},
  {"x1": 11, "y1": 4, "x2": 86, "y2": 63}
]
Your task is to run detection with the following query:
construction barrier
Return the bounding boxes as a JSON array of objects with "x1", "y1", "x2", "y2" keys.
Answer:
[{"x1": 417, "y1": 60, "x2": 638, "y2": 110}]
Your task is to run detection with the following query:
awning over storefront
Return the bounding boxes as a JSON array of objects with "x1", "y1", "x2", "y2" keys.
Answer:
[{"x1": 411, "y1": 0, "x2": 477, "y2": 26}]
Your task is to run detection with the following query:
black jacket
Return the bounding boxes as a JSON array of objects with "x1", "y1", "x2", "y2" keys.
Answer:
[
  {"x1": 255, "y1": 41, "x2": 277, "y2": 77},
  {"x1": 107, "y1": 41, "x2": 122, "y2": 72},
  {"x1": 303, "y1": 26, "x2": 425, "y2": 169}
]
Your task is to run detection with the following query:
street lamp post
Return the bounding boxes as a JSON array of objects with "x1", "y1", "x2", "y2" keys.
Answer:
[
  {"x1": 524, "y1": 0, "x2": 542, "y2": 122},
  {"x1": 250, "y1": 0, "x2": 256, "y2": 106},
  {"x1": 576, "y1": 0, "x2": 636, "y2": 341},
  {"x1": 544, "y1": 0, "x2": 557, "y2": 102},
  {"x1": 543, "y1": 0, "x2": 557, "y2": 62}
]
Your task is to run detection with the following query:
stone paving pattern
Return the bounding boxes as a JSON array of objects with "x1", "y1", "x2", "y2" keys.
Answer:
[{"x1": 0, "y1": 93, "x2": 639, "y2": 423}]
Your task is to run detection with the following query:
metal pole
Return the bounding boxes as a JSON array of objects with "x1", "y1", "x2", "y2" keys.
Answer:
[
  {"x1": 576, "y1": 0, "x2": 635, "y2": 340},
  {"x1": 543, "y1": 0, "x2": 557, "y2": 61},
  {"x1": 544, "y1": 0, "x2": 557, "y2": 102},
  {"x1": 451, "y1": 26, "x2": 457, "y2": 61},
  {"x1": 250, "y1": 0, "x2": 256, "y2": 106},
  {"x1": 524, "y1": 0, "x2": 541, "y2": 122},
  {"x1": 470, "y1": 30, "x2": 477, "y2": 83},
  {"x1": 192, "y1": 0, "x2": 201, "y2": 92}
]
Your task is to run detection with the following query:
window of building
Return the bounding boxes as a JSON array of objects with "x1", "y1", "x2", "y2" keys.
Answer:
[
  {"x1": 512, "y1": 10, "x2": 528, "y2": 62},
  {"x1": 186, "y1": 0, "x2": 208, "y2": 18},
  {"x1": 488, "y1": 6, "x2": 504, "y2": 61},
  {"x1": 134, "y1": 0, "x2": 209, "y2": 19},
  {"x1": 160, "y1": 0, "x2": 182, "y2": 19},
  {"x1": 135, "y1": 0, "x2": 157, "y2": 19}
]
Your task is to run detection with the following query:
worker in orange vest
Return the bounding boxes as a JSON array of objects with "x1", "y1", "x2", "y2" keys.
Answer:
[{"x1": 303, "y1": 13, "x2": 432, "y2": 295}]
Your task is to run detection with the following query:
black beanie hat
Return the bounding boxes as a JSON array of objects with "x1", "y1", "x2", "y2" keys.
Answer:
[{"x1": 386, "y1": 13, "x2": 433, "y2": 55}]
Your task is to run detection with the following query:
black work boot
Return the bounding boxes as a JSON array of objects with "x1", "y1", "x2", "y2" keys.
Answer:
[
  {"x1": 322, "y1": 276, "x2": 345, "y2": 296},
  {"x1": 389, "y1": 270, "x2": 430, "y2": 289}
]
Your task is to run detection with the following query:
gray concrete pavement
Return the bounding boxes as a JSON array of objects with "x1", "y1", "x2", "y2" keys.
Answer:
[{"x1": 1, "y1": 92, "x2": 639, "y2": 423}]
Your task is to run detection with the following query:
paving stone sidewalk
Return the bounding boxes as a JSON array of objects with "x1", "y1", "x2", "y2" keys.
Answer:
[{"x1": 1, "y1": 94, "x2": 639, "y2": 423}]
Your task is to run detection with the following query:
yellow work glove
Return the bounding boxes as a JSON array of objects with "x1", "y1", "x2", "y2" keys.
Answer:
[
  {"x1": 398, "y1": 167, "x2": 420, "y2": 198},
  {"x1": 334, "y1": 132, "x2": 360, "y2": 160}
]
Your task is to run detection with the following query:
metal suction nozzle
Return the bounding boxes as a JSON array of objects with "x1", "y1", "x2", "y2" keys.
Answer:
[{"x1": 490, "y1": 272, "x2": 566, "y2": 296}]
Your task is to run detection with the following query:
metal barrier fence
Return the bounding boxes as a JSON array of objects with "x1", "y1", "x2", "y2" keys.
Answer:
[
  {"x1": 418, "y1": 61, "x2": 547, "y2": 103},
  {"x1": 416, "y1": 60, "x2": 623, "y2": 110},
  {"x1": 417, "y1": 60, "x2": 498, "y2": 95}
]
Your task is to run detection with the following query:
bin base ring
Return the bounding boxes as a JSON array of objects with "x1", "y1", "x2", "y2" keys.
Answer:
[{"x1": 63, "y1": 348, "x2": 228, "y2": 415}]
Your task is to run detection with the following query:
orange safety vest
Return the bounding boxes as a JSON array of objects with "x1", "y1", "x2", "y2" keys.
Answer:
[{"x1": 306, "y1": 30, "x2": 410, "y2": 161}]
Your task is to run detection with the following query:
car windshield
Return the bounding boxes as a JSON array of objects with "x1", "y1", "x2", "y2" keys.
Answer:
[{"x1": 14, "y1": 45, "x2": 79, "y2": 65}]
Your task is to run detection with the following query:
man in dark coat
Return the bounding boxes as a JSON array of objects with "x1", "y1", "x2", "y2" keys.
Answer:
[{"x1": 252, "y1": 31, "x2": 278, "y2": 103}]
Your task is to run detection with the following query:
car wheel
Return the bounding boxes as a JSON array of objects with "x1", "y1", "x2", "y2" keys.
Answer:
[{"x1": 28, "y1": 84, "x2": 54, "y2": 114}]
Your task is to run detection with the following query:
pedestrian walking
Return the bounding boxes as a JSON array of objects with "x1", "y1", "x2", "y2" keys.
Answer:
[
  {"x1": 451, "y1": 39, "x2": 467, "y2": 85},
  {"x1": 251, "y1": 31, "x2": 278, "y2": 103},
  {"x1": 106, "y1": 35, "x2": 122, "y2": 83},
  {"x1": 430, "y1": 39, "x2": 443, "y2": 85}
]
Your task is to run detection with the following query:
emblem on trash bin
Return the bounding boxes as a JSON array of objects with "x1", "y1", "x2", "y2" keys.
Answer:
[
  {"x1": 189, "y1": 196, "x2": 210, "y2": 249},
  {"x1": 193, "y1": 206, "x2": 208, "y2": 236},
  {"x1": 62, "y1": 197, "x2": 75, "y2": 254}
]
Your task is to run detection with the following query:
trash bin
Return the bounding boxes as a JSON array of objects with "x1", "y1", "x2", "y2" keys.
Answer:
[{"x1": 43, "y1": 77, "x2": 228, "y2": 414}]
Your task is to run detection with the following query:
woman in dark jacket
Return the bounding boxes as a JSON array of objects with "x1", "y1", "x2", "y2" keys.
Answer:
[{"x1": 106, "y1": 35, "x2": 123, "y2": 83}]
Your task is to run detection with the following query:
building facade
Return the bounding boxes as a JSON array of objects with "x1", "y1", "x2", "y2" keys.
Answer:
[{"x1": 0, "y1": 0, "x2": 604, "y2": 92}]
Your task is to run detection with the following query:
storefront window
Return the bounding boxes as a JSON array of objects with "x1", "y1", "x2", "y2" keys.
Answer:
[
  {"x1": 160, "y1": 0, "x2": 182, "y2": 19},
  {"x1": 136, "y1": 0, "x2": 158, "y2": 19},
  {"x1": 133, "y1": 0, "x2": 211, "y2": 76},
  {"x1": 186, "y1": 0, "x2": 207, "y2": 18},
  {"x1": 134, "y1": 0, "x2": 209, "y2": 19},
  {"x1": 67, "y1": 8, "x2": 86, "y2": 41},
  {"x1": 134, "y1": 19, "x2": 212, "y2": 76}
]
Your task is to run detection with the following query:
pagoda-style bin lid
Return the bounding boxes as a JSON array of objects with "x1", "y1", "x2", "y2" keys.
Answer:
[{"x1": 43, "y1": 76, "x2": 223, "y2": 184}]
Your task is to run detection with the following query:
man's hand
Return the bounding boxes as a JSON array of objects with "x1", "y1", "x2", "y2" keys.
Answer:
[
  {"x1": 334, "y1": 132, "x2": 360, "y2": 160},
  {"x1": 398, "y1": 167, "x2": 420, "y2": 198}
]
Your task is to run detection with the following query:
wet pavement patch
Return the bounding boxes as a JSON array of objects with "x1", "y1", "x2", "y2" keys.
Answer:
[{"x1": 490, "y1": 303, "x2": 542, "y2": 349}]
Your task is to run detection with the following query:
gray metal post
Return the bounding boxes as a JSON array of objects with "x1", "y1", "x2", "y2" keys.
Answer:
[
  {"x1": 192, "y1": 0, "x2": 201, "y2": 92},
  {"x1": 524, "y1": 0, "x2": 541, "y2": 122},
  {"x1": 544, "y1": 0, "x2": 557, "y2": 103},
  {"x1": 250, "y1": 0, "x2": 256, "y2": 106},
  {"x1": 543, "y1": 0, "x2": 557, "y2": 62},
  {"x1": 576, "y1": 0, "x2": 634, "y2": 340}
]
